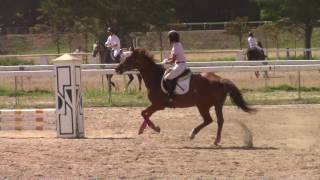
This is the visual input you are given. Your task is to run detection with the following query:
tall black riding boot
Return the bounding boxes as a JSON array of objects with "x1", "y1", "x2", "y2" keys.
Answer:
[{"x1": 165, "y1": 80, "x2": 175, "y2": 102}]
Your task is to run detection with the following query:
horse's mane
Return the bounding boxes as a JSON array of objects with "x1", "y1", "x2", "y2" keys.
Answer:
[
  {"x1": 134, "y1": 48, "x2": 165, "y2": 73},
  {"x1": 98, "y1": 40, "x2": 106, "y2": 47},
  {"x1": 134, "y1": 48, "x2": 156, "y2": 63}
]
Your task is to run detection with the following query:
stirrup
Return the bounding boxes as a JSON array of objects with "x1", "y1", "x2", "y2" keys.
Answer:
[
  {"x1": 167, "y1": 97, "x2": 175, "y2": 108},
  {"x1": 168, "y1": 93, "x2": 175, "y2": 102}
]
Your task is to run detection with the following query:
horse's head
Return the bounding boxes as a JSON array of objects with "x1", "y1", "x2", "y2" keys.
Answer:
[
  {"x1": 115, "y1": 47, "x2": 136, "y2": 74},
  {"x1": 92, "y1": 40, "x2": 113, "y2": 63},
  {"x1": 92, "y1": 41, "x2": 100, "y2": 58},
  {"x1": 115, "y1": 47, "x2": 153, "y2": 74}
]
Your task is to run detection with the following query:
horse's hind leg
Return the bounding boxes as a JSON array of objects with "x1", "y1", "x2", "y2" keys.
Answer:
[
  {"x1": 106, "y1": 75, "x2": 116, "y2": 88},
  {"x1": 214, "y1": 105, "x2": 224, "y2": 146},
  {"x1": 255, "y1": 71, "x2": 260, "y2": 78},
  {"x1": 125, "y1": 74, "x2": 134, "y2": 90},
  {"x1": 137, "y1": 74, "x2": 142, "y2": 91},
  {"x1": 190, "y1": 106, "x2": 213, "y2": 140},
  {"x1": 263, "y1": 71, "x2": 269, "y2": 78}
]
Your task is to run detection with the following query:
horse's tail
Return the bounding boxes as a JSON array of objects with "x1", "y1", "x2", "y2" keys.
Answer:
[{"x1": 222, "y1": 79, "x2": 256, "y2": 113}]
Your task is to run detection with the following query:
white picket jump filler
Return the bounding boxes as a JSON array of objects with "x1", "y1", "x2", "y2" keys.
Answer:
[
  {"x1": 0, "y1": 54, "x2": 84, "y2": 138},
  {"x1": 54, "y1": 54, "x2": 84, "y2": 138}
]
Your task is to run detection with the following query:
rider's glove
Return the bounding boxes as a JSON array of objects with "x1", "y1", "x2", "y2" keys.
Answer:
[{"x1": 162, "y1": 58, "x2": 169, "y2": 64}]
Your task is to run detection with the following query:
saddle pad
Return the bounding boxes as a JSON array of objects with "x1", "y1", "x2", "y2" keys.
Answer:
[{"x1": 161, "y1": 70, "x2": 192, "y2": 95}]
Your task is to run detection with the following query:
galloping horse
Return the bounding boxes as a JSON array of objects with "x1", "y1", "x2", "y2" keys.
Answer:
[
  {"x1": 247, "y1": 42, "x2": 267, "y2": 78},
  {"x1": 92, "y1": 41, "x2": 142, "y2": 90},
  {"x1": 116, "y1": 48, "x2": 255, "y2": 145}
]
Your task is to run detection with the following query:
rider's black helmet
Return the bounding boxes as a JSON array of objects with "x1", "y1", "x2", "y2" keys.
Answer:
[
  {"x1": 168, "y1": 30, "x2": 180, "y2": 43},
  {"x1": 248, "y1": 32, "x2": 253, "y2": 37}
]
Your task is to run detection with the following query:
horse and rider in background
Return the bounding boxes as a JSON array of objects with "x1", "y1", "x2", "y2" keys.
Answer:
[
  {"x1": 92, "y1": 27, "x2": 142, "y2": 91},
  {"x1": 246, "y1": 32, "x2": 268, "y2": 78}
]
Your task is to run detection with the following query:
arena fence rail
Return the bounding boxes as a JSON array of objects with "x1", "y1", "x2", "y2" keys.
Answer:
[{"x1": 1, "y1": 54, "x2": 320, "y2": 135}]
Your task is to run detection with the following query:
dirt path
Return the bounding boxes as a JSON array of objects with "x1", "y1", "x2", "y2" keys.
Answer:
[{"x1": 0, "y1": 105, "x2": 320, "y2": 179}]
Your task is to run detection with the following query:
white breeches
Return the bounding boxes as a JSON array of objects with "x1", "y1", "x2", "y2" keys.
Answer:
[
  {"x1": 164, "y1": 63, "x2": 187, "y2": 80},
  {"x1": 113, "y1": 49, "x2": 121, "y2": 57}
]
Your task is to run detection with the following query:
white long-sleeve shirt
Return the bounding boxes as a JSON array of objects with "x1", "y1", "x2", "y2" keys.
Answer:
[
  {"x1": 248, "y1": 36, "x2": 258, "y2": 49},
  {"x1": 105, "y1": 34, "x2": 121, "y2": 57},
  {"x1": 171, "y1": 42, "x2": 186, "y2": 64}
]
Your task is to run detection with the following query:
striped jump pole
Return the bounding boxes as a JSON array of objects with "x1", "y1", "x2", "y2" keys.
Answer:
[
  {"x1": 54, "y1": 54, "x2": 84, "y2": 138},
  {"x1": 0, "y1": 109, "x2": 55, "y2": 130}
]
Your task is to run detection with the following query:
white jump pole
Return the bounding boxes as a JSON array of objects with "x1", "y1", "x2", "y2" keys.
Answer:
[{"x1": 53, "y1": 54, "x2": 84, "y2": 138}]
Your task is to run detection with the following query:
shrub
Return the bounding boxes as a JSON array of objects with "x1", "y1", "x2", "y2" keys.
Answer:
[{"x1": 0, "y1": 57, "x2": 34, "y2": 66}]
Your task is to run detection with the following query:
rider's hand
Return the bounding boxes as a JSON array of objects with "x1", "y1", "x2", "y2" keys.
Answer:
[{"x1": 162, "y1": 58, "x2": 169, "y2": 64}]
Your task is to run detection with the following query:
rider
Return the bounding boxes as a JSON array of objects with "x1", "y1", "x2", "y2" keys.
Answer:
[
  {"x1": 105, "y1": 27, "x2": 121, "y2": 62},
  {"x1": 248, "y1": 32, "x2": 265, "y2": 57},
  {"x1": 163, "y1": 30, "x2": 188, "y2": 102}
]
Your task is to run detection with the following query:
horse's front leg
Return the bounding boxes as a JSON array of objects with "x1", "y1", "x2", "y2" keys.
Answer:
[
  {"x1": 125, "y1": 74, "x2": 134, "y2": 90},
  {"x1": 139, "y1": 105, "x2": 164, "y2": 134}
]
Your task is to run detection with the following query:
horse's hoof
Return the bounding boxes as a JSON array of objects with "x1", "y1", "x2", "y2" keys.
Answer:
[
  {"x1": 154, "y1": 126, "x2": 161, "y2": 133},
  {"x1": 214, "y1": 139, "x2": 221, "y2": 146},
  {"x1": 138, "y1": 128, "x2": 145, "y2": 135},
  {"x1": 189, "y1": 129, "x2": 196, "y2": 140},
  {"x1": 189, "y1": 132, "x2": 196, "y2": 140},
  {"x1": 190, "y1": 134, "x2": 195, "y2": 140}
]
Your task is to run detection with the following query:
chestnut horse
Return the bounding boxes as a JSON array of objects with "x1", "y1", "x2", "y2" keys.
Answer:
[
  {"x1": 92, "y1": 40, "x2": 142, "y2": 90},
  {"x1": 115, "y1": 48, "x2": 255, "y2": 145}
]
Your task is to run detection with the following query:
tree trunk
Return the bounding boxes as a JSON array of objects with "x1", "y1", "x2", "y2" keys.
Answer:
[
  {"x1": 56, "y1": 33, "x2": 61, "y2": 54},
  {"x1": 304, "y1": 23, "x2": 313, "y2": 60},
  {"x1": 0, "y1": 36, "x2": 2, "y2": 54},
  {"x1": 276, "y1": 38, "x2": 279, "y2": 59},
  {"x1": 68, "y1": 34, "x2": 73, "y2": 52},
  {"x1": 84, "y1": 32, "x2": 88, "y2": 53},
  {"x1": 294, "y1": 36, "x2": 297, "y2": 58},
  {"x1": 239, "y1": 35, "x2": 242, "y2": 50},
  {"x1": 84, "y1": 32, "x2": 88, "y2": 64}
]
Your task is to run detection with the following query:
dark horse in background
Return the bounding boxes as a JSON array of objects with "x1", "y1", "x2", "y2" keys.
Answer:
[
  {"x1": 92, "y1": 40, "x2": 142, "y2": 90},
  {"x1": 116, "y1": 48, "x2": 255, "y2": 146},
  {"x1": 247, "y1": 42, "x2": 268, "y2": 78}
]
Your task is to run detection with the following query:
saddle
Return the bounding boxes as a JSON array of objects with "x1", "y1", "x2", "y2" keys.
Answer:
[{"x1": 161, "y1": 68, "x2": 192, "y2": 95}]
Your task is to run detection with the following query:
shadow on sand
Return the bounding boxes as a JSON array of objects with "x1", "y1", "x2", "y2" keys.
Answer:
[
  {"x1": 0, "y1": 136, "x2": 135, "y2": 140},
  {"x1": 84, "y1": 137, "x2": 134, "y2": 140},
  {"x1": 179, "y1": 146, "x2": 278, "y2": 151}
]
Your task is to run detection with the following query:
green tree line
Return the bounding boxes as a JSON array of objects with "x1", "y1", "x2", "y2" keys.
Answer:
[
  {"x1": 257, "y1": 0, "x2": 320, "y2": 59},
  {"x1": 1, "y1": 0, "x2": 320, "y2": 58}
]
